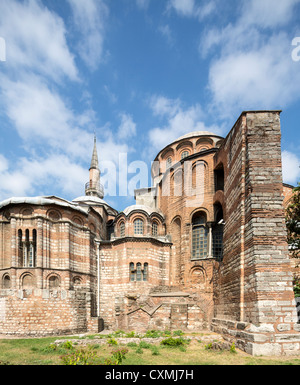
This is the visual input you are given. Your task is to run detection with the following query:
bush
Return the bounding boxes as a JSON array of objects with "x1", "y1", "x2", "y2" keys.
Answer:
[
  {"x1": 127, "y1": 342, "x2": 138, "y2": 347},
  {"x1": 173, "y1": 330, "x2": 184, "y2": 336},
  {"x1": 160, "y1": 337, "x2": 185, "y2": 347},
  {"x1": 105, "y1": 348, "x2": 128, "y2": 365},
  {"x1": 139, "y1": 341, "x2": 152, "y2": 349},
  {"x1": 107, "y1": 337, "x2": 118, "y2": 346},
  {"x1": 60, "y1": 348, "x2": 96, "y2": 365},
  {"x1": 145, "y1": 330, "x2": 161, "y2": 338},
  {"x1": 150, "y1": 345, "x2": 160, "y2": 356},
  {"x1": 125, "y1": 331, "x2": 135, "y2": 338}
]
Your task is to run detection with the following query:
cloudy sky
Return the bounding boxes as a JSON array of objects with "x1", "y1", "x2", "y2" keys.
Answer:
[{"x1": 0, "y1": 0, "x2": 299, "y2": 211}]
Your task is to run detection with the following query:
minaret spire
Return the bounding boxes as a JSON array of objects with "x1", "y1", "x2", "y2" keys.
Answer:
[
  {"x1": 90, "y1": 134, "x2": 99, "y2": 170},
  {"x1": 85, "y1": 135, "x2": 104, "y2": 199}
]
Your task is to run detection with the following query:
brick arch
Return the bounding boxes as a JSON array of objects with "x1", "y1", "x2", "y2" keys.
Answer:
[
  {"x1": 189, "y1": 266, "x2": 206, "y2": 286},
  {"x1": 20, "y1": 272, "x2": 35, "y2": 289},
  {"x1": 46, "y1": 273, "x2": 61, "y2": 289}
]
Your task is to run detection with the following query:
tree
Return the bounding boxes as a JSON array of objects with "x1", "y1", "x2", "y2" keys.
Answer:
[
  {"x1": 286, "y1": 182, "x2": 300, "y2": 296},
  {"x1": 286, "y1": 182, "x2": 300, "y2": 258}
]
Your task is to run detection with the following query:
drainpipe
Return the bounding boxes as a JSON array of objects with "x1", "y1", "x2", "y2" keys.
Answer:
[{"x1": 94, "y1": 239, "x2": 101, "y2": 318}]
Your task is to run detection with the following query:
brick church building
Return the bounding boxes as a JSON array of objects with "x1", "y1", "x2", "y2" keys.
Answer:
[{"x1": 0, "y1": 110, "x2": 299, "y2": 356}]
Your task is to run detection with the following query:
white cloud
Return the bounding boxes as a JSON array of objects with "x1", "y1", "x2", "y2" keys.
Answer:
[
  {"x1": 136, "y1": 0, "x2": 150, "y2": 10},
  {"x1": 282, "y1": 151, "x2": 300, "y2": 186},
  {"x1": 0, "y1": 0, "x2": 78, "y2": 82},
  {"x1": 240, "y1": 0, "x2": 300, "y2": 29},
  {"x1": 148, "y1": 95, "x2": 222, "y2": 152},
  {"x1": 167, "y1": 0, "x2": 216, "y2": 20},
  {"x1": 117, "y1": 113, "x2": 137, "y2": 140},
  {"x1": 200, "y1": 0, "x2": 300, "y2": 118},
  {"x1": 149, "y1": 95, "x2": 181, "y2": 117},
  {"x1": 67, "y1": 0, "x2": 109, "y2": 71},
  {"x1": 168, "y1": 0, "x2": 195, "y2": 16},
  {"x1": 158, "y1": 25, "x2": 175, "y2": 47}
]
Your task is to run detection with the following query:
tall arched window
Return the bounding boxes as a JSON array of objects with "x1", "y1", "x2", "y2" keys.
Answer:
[
  {"x1": 152, "y1": 221, "x2": 158, "y2": 236},
  {"x1": 18, "y1": 229, "x2": 23, "y2": 266},
  {"x1": 136, "y1": 263, "x2": 142, "y2": 281},
  {"x1": 120, "y1": 222, "x2": 125, "y2": 237},
  {"x1": 166, "y1": 157, "x2": 172, "y2": 169},
  {"x1": 213, "y1": 204, "x2": 224, "y2": 261},
  {"x1": 134, "y1": 219, "x2": 144, "y2": 235},
  {"x1": 192, "y1": 213, "x2": 208, "y2": 259},
  {"x1": 21, "y1": 229, "x2": 36, "y2": 267},
  {"x1": 129, "y1": 262, "x2": 135, "y2": 281},
  {"x1": 143, "y1": 263, "x2": 148, "y2": 281}
]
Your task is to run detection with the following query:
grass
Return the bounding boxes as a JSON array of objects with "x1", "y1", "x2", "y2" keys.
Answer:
[{"x1": 0, "y1": 332, "x2": 300, "y2": 365}]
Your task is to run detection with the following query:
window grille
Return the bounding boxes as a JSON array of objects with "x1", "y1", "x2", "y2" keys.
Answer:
[
  {"x1": 192, "y1": 214, "x2": 208, "y2": 259},
  {"x1": 120, "y1": 222, "x2": 125, "y2": 237},
  {"x1": 152, "y1": 222, "x2": 158, "y2": 236},
  {"x1": 134, "y1": 219, "x2": 144, "y2": 235},
  {"x1": 181, "y1": 151, "x2": 189, "y2": 160}
]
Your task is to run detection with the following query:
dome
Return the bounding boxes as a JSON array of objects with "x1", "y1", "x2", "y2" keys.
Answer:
[
  {"x1": 0, "y1": 196, "x2": 88, "y2": 214},
  {"x1": 176, "y1": 131, "x2": 221, "y2": 141},
  {"x1": 72, "y1": 195, "x2": 108, "y2": 205},
  {"x1": 122, "y1": 204, "x2": 164, "y2": 218}
]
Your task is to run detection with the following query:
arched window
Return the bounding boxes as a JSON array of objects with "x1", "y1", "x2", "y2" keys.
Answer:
[
  {"x1": 213, "y1": 204, "x2": 224, "y2": 261},
  {"x1": 129, "y1": 263, "x2": 135, "y2": 282},
  {"x1": 192, "y1": 213, "x2": 208, "y2": 259},
  {"x1": 134, "y1": 219, "x2": 144, "y2": 235},
  {"x1": 20, "y1": 229, "x2": 37, "y2": 268},
  {"x1": 18, "y1": 229, "x2": 23, "y2": 266},
  {"x1": 120, "y1": 222, "x2": 125, "y2": 237},
  {"x1": 143, "y1": 263, "x2": 148, "y2": 281},
  {"x1": 136, "y1": 263, "x2": 142, "y2": 281},
  {"x1": 152, "y1": 221, "x2": 158, "y2": 236},
  {"x1": 166, "y1": 157, "x2": 172, "y2": 169},
  {"x1": 181, "y1": 150, "x2": 189, "y2": 160},
  {"x1": 49, "y1": 275, "x2": 60, "y2": 289},
  {"x1": 3, "y1": 274, "x2": 11, "y2": 289}
]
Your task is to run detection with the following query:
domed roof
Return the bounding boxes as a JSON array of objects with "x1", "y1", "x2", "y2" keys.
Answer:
[
  {"x1": 175, "y1": 131, "x2": 222, "y2": 141},
  {"x1": 122, "y1": 204, "x2": 164, "y2": 218},
  {"x1": 72, "y1": 195, "x2": 109, "y2": 206},
  {"x1": 0, "y1": 196, "x2": 88, "y2": 214}
]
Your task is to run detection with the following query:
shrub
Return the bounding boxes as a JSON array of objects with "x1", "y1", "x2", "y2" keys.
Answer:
[
  {"x1": 150, "y1": 345, "x2": 160, "y2": 356},
  {"x1": 145, "y1": 329, "x2": 161, "y2": 338},
  {"x1": 107, "y1": 337, "x2": 118, "y2": 346},
  {"x1": 173, "y1": 330, "x2": 184, "y2": 336},
  {"x1": 61, "y1": 341, "x2": 74, "y2": 350},
  {"x1": 139, "y1": 341, "x2": 152, "y2": 349},
  {"x1": 125, "y1": 331, "x2": 135, "y2": 338},
  {"x1": 127, "y1": 342, "x2": 138, "y2": 347},
  {"x1": 113, "y1": 330, "x2": 125, "y2": 337},
  {"x1": 108, "y1": 348, "x2": 128, "y2": 365},
  {"x1": 42, "y1": 343, "x2": 58, "y2": 353},
  {"x1": 136, "y1": 347, "x2": 143, "y2": 354},
  {"x1": 160, "y1": 337, "x2": 185, "y2": 347},
  {"x1": 60, "y1": 348, "x2": 96, "y2": 365}
]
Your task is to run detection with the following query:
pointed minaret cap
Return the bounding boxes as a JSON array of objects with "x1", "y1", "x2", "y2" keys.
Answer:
[
  {"x1": 90, "y1": 134, "x2": 99, "y2": 170},
  {"x1": 85, "y1": 135, "x2": 104, "y2": 199}
]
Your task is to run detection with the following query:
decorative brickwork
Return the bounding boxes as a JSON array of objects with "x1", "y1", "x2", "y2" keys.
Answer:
[{"x1": 0, "y1": 111, "x2": 299, "y2": 356}]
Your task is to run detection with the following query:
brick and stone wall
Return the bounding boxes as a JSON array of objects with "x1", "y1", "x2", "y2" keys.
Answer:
[{"x1": 212, "y1": 111, "x2": 300, "y2": 356}]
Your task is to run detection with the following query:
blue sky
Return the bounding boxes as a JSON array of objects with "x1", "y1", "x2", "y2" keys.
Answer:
[{"x1": 0, "y1": 0, "x2": 300, "y2": 211}]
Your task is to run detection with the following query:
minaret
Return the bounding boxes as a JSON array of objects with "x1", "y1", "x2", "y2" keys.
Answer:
[{"x1": 85, "y1": 135, "x2": 104, "y2": 199}]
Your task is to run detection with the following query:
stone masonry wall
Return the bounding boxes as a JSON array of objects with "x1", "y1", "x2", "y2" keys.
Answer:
[
  {"x1": 0, "y1": 288, "x2": 99, "y2": 336},
  {"x1": 212, "y1": 111, "x2": 300, "y2": 356}
]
